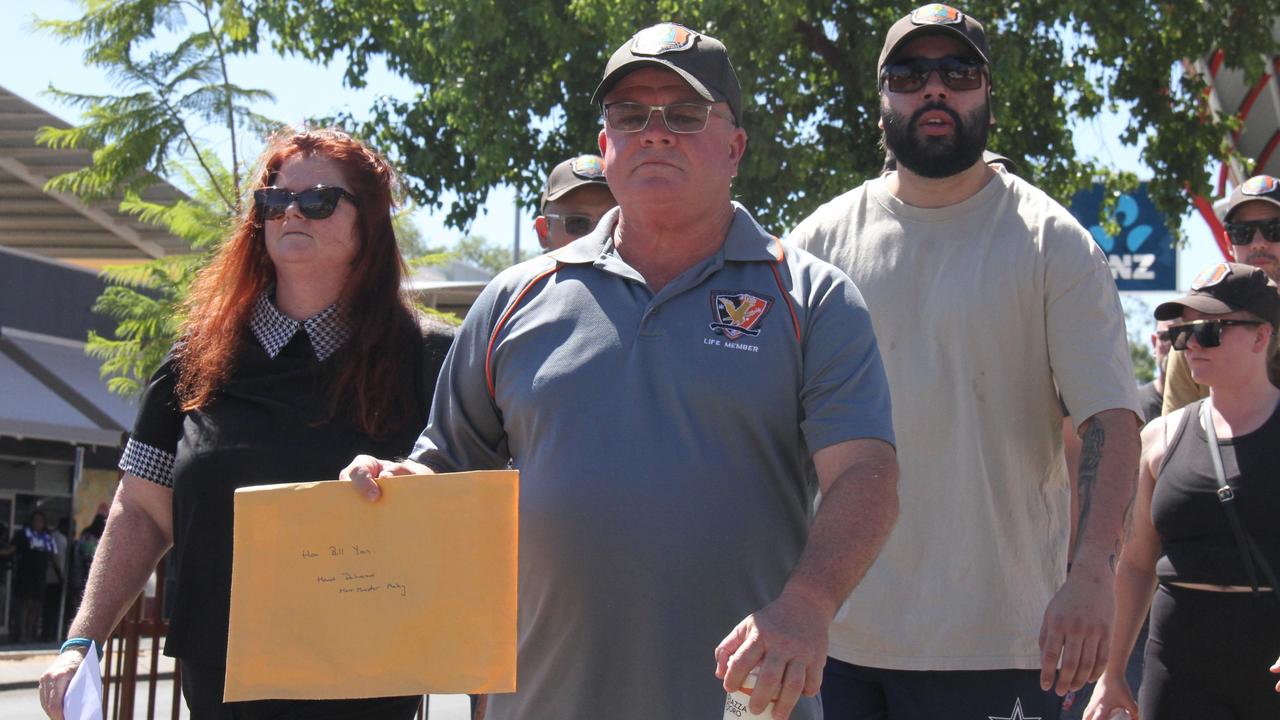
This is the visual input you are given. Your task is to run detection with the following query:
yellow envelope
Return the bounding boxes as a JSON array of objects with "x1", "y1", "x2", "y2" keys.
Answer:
[{"x1": 223, "y1": 470, "x2": 518, "y2": 702}]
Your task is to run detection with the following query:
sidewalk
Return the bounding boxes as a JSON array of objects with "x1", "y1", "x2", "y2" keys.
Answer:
[{"x1": 0, "y1": 644, "x2": 177, "y2": 691}]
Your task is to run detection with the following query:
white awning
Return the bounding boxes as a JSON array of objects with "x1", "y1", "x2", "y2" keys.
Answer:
[{"x1": 0, "y1": 326, "x2": 134, "y2": 447}]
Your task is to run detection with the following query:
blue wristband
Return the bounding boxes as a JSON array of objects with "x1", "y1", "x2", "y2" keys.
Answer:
[{"x1": 60, "y1": 637, "x2": 100, "y2": 657}]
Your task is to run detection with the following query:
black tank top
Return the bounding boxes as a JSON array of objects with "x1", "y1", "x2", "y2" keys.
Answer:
[{"x1": 1152, "y1": 398, "x2": 1280, "y2": 586}]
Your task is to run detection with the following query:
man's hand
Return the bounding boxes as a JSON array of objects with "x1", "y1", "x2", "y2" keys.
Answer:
[
  {"x1": 1271, "y1": 655, "x2": 1280, "y2": 692},
  {"x1": 39, "y1": 649, "x2": 86, "y2": 719},
  {"x1": 339, "y1": 455, "x2": 432, "y2": 501},
  {"x1": 714, "y1": 590, "x2": 830, "y2": 720},
  {"x1": 1039, "y1": 562, "x2": 1113, "y2": 696}
]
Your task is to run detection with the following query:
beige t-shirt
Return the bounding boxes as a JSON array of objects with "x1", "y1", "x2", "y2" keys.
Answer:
[{"x1": 790, "y1": 170, "x2": 1140, "y2": 671}]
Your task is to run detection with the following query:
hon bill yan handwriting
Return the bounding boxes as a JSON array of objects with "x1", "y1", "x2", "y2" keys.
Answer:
[{"x1": 299, "y1": 544, "x2": 409, "y2": 598}]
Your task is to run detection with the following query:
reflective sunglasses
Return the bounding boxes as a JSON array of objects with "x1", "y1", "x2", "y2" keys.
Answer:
[
  {"x1": 880, "y1": 56, "x2": 987, "y2": 94},
  {"x1": 602, "y1": 102, "x2": 735, "y2": 134},
  {"x1": 254, "y1": 185, "x2": 357, "y2": 221},
  {"x1": 1224, "y1": 218, "x2": 1280, "y2": 245},
  {"x1": 1166, "y1": 319, "x2": 1263, "y2": 350},
  {"x1": 544, "y1": 213, "x2": 596, "y2": 238}
]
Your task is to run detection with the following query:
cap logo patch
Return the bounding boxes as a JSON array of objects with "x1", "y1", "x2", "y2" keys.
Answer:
[
  {"x1": 710, "y1": 290, "x2": 773, "y2": 340},
  {"x1": 571, "y1": 155, "x2": 605, "y2": 179},
  {"x1": 911, "y1": 4, "x2": 964, "y2": 25},
  {"x1": 1191, "y1": 263, "x2": 1232, "y2": 291},
  {"x1": 631, "y1": 23, "x2": 697, "y2": 56},
  {"x1": 1242, "y1": 175, "x2": 1280, "y2": 196}
]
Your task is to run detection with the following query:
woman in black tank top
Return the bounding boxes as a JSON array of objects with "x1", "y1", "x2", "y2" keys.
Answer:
[{"x1": 1085, "y1": 261, "x2": 1280, "y2": 720}]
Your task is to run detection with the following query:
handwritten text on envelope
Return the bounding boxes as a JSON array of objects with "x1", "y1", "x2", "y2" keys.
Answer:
[{"x1": 224, "y1": 470, "x2": 518, "y2": 702}]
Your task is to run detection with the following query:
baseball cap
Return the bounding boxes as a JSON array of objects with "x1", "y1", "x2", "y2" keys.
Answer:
[
  {"x1": 878, "y1": 4, "x2": 991, "y2": 77},
  {"x1": 540, "y1": 155, "x2": 609, "y2": 212},
  {"x1": 1155, "y1": 262, "x2": 1280, "y2": 326},
  {"x1": 591, "y1": 23, "x2": 743, "y2": 124},
  {"x1": 1221, "y1": 174, "x2": 1280, "y2": 222}
]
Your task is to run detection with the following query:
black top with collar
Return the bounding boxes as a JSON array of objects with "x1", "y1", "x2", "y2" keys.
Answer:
[{"x1": 121, "y1": 298, "x2": 453, "y2": 666}]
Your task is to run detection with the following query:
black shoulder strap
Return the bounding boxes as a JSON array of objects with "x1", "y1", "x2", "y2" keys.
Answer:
[{"x1": 1200, "y1": 399, "x2": 1280, "y2": 603}]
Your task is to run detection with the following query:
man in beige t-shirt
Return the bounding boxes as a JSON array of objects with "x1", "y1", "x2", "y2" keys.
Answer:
[
  {"x1": 788, "y1": 5, "x2": 1141, "y2": 718},
  {"x1": 1161, "y1": 175, "x2": 1280, "y2": 415}
]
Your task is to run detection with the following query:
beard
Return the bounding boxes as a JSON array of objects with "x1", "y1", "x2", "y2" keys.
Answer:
[{"x1": 882, "y1": 99, "x2": 990, "y2": 179}]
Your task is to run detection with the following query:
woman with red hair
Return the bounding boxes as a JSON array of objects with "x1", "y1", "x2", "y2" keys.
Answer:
[{"x1": 39, "y1": 128, "x2": 453, "y2": 719}]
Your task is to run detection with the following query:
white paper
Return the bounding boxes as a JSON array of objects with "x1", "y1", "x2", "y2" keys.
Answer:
[{"x1": 62, "y1": 643, "x2": 103, "y2": 720}]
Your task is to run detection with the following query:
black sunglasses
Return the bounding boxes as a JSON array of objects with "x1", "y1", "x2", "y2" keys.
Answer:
[
  {"x1": 880, "y1": 56, "x2": 986, "y2": 94},
  {"x1": 1166, "y1": 319, "x2": 1262, "y2": 350},
  {"x1": 254, "y1": 185, "x2": 357, "y2": 221},
  {"x1": 544, "y1": 213, "x2": 596, "y2": 238},
  {"x1": 1224, "y1": 218, "x2": 1280, "y2": 245}
]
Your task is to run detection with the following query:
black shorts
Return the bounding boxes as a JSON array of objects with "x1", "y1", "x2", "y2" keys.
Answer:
[
  {"x1": 821, "y1": 657, "x2": 1062, "y2": 720},
  {"x1": 1139, "y1": 583, "x2": 1280, "y2": 720}
]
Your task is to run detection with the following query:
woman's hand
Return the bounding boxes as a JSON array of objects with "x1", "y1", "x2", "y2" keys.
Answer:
[
  {"x1": 339, "y1": 455, "x2": 432, "y2": 501},
  {"x1": 38, "y1": 649, "x2": 87, "y2": 719},
  {"x1": 1082, "y1": 672, "x2": 1138, "y2": 720},
  {"x1": 1271, "y1": 655, "x2": 1280, "y2": 692}
]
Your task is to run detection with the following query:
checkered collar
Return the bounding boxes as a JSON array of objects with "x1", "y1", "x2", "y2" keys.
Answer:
[{"x1": 249, "y1": 292, "x2": 351, "y2": 361}]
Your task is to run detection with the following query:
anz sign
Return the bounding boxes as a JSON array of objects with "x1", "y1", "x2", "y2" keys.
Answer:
[{"x1": 1069, "y1": 183, "x2": 1177, "y2": 291}]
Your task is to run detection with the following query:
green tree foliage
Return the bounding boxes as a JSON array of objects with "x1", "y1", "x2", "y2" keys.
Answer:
[
  {"x1": 1130, "y1": 340, "x2": 1156, "y2": 385},
  {"x1": 253, "y1": 0, "x2": 1278, "y2": 234},
  {"x1": 433, "y1": 235, "x2": 527, "y2": 275},
  {"x1": 37, "y1": 0, "x2": 276, "y2": 395}
]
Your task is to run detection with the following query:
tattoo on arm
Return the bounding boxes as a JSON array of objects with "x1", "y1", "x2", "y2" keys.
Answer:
[{"x1": 1072, "y1": 419, "x2": 1106, "y2": 557}]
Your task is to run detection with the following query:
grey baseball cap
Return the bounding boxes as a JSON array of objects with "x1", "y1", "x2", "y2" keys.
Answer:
[
  {"x1": 1222, "y1": 174, "x2": 1280, "y2": 222},
  {"x1": 878, "y1": 4, "x2": 992, "y2": 77},
  {"x1": 540, "y1": 154, "x2": 609, "y2": 212},
  {"x1": 591, "y1": 23, "x2": 742, "y2": 124}
]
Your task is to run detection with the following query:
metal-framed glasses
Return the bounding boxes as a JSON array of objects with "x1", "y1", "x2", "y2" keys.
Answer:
[
  {"x1": 254, "y1": 185, "x2": 358, "y2": 221},
  {"x1": 544, "y1": 213, "x2": 597, "y2": 238},
  {"x1": 1166, "y1": 318, "x2": 1263, "y2": 350},
  {"x1": 880, "y1": 56, "x2": 987, "y2": 93},
  {"x1": 602, "y1": 102, "x2": 735, "y2": 134},
  {"x1": 1224, "y1": 218, "x2": 1280, "y2": 245}
]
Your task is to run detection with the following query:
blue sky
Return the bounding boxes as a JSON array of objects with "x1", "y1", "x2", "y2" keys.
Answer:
[{"x1": 4, "y1": 1, "x2": 1227, "y2": 336}]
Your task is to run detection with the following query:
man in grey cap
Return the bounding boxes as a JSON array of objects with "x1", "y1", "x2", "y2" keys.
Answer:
[
  {"x1": 789, "y1": 4, "x2": 1141, "y2": 718},
  {"x1": 342, "y1": 22, "x2": 899, "y2": 720},
  {"x1": 1162, "y1": 174, "x2": 1280, "y2": 415},
  {"x1": 534, "y1": 153, "x2": 615, "y2": 251}
]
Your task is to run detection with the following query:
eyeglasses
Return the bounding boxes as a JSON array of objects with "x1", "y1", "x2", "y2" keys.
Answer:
[
  {"x1": 1224, "y1": 218, "x2": 1280, "y2": 245},
  {"x1": 544, "y1": 213, "x2": 596, "y2": 238},
  {"x1": 1155, "y1": 331, "x2": 1172, "y2": 343},
  {"x1": 1166, "y1": 319, "x2": 1263, "y2": 350},
  {"x1": 602, "y1": 102, "x2": 735, "y2": 134},
  {"x1": 880, "y1": 56, "x2": 987, "y2": 94},
  {"x1": 254, "y1": 185, "x2": 357, "y2": 221}
]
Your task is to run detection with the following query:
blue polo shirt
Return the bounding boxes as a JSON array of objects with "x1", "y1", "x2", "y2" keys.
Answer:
[{"x1": 411, "y1": 203, "x2": 893, "y2": 719}]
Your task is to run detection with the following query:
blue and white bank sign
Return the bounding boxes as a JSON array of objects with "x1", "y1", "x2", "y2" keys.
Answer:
[{"x1": 1069, "y1": 183, "x2": 1176, "y2": 291}]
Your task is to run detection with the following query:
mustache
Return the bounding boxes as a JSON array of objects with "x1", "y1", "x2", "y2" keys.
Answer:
[{"x1": 1246, "y1": 251, "x2": 1278, "y2": 265}]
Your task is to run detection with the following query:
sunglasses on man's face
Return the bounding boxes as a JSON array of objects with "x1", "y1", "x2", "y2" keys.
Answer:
[
  {"x1": 1166, "y1": 319, "x2": 1263, "y2": 350},
  {"x1": 544, "y1": 213, "x2": 597, "y2": 238},
  {"x1": 254, "y1": 185, "x2": 357, "y2": 221},
  {"x1": 880, "y1": 56, "x2": 986, "y2": 94},
  {"x1": 1224, "y1": 218, "x2": 1280, "y2": 246}
]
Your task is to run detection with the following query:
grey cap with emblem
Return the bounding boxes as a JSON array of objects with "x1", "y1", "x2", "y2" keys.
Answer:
[
  {"x1": 540, "y1": 154, "x2": 610, "y2": 212},
  {"x1": 878, "y1": 4, "x2": 992, "y2": 77},
  {"x1": 591, "y1": 23, "x2": 743, "y2": 124}
]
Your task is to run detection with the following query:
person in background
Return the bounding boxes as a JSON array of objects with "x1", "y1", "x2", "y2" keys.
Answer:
[
  {"x1": 1162, "y1": 174, "x2": 1280, "y2": 415},
  {"x1": 533, "y1": 154, "x2": 615, "y2": 251}
]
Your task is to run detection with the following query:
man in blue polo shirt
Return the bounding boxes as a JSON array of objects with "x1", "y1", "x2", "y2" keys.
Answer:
[{"x1": 343, "y1": 23, "x2": 898, "y2": 720}]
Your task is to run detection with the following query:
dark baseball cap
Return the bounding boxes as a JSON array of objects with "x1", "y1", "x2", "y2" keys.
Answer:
[
  {"x1": 1221, "y1": 174, "x2": 1280, "y2": 222},
  {"x1": 540, "y1": 154, "x2": 610, "y2": 212},
  {"x1": 878, "y1": 4, "x2": 992, "y2": 77},
  {"x1": 1155, "y1": 262, "x2": 1280, "y2": 326},
  {"x1": 591, "y1": 23, "x2": 743, "y2": 124}
]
